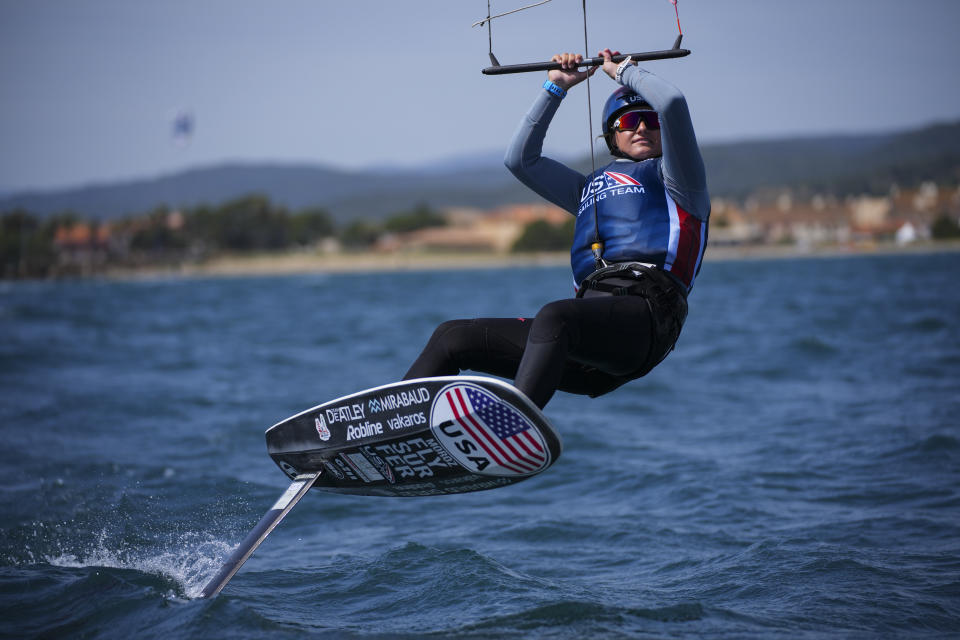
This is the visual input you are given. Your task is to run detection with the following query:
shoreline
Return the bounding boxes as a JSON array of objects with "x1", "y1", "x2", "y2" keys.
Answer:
[{"x1": 60, "y1": 240, "x2": 960, "y2": 281}]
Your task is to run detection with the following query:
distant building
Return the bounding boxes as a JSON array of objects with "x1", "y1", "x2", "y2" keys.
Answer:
[
  {"x1": 378, "y1": 203, "x2": 569, "y2": 253},
  {"x1": 52, "y1": 222, "x2": 112, "y2": 274}
]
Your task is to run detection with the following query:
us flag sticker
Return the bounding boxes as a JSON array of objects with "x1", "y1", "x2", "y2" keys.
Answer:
[{"x1": 430, "y1": 382, "x2": 549, "y2": 477}]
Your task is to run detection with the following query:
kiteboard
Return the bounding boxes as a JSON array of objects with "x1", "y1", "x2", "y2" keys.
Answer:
[{"x1": 201, "y1": 376, "x2": 561, "y2": 598}]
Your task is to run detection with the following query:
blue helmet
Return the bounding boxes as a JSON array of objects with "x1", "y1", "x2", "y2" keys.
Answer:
[{"x1": 601, "y1": 86, "x2": 653, "y2": 156}]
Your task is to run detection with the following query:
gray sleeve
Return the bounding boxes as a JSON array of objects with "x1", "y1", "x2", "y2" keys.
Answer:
[
  {"x1": 503, "y1": 89, "x2": 587, "y2": 215},
  {"x1": 618, "y1": 65, "x2": 710, "y2": 221}
]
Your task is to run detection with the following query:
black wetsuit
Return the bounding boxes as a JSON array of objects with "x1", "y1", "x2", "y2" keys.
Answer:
[{"x1": 404, "y1": 267, "x2": 685, "y2": 408}]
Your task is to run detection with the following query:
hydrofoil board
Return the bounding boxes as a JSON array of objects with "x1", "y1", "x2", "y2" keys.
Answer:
[
  {"x1": 201, "y1": 376, "x2": 560, "y2": 598},
  {"x1": 267, "y1": 376, "x2": 561, "y2": 496}
]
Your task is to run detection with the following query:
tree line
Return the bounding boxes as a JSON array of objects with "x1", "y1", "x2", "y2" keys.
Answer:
[
  {"x1": 0, "y1": 195, "x2": 451, "y2": 279},
  {"x1": 6, "y1": 190, "x2": 958, "y2": 279}
]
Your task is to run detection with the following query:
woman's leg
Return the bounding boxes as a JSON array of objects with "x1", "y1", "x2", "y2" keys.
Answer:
[
  {"x1": 404, "y1": 295, "x2": 655, "y2": 409},
  {"x1": 403, "y1": 318, "x2": 531, "y2": 382},
  {"x1": 515, "y1": 296, "x2": 654, "y2": 407}
]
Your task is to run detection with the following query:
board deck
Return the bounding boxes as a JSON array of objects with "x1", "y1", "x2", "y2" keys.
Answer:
[{"x1": 266, "y1": 376, "x2": 562, "y2": 496}]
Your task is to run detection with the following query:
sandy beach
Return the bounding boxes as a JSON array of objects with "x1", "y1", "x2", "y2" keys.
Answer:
[{"x1": 101, "y1": 241, "x2": 960, "y2": 280}]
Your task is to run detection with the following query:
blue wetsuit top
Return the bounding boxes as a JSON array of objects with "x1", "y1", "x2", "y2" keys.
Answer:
[{"x1": 504, "y1": 65, "x2": 710, "y2": 292}]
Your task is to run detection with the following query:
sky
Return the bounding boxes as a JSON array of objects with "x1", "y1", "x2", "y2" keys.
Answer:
[{"x1": 1, "y1": 0, "x2": 959, "y2": 193}]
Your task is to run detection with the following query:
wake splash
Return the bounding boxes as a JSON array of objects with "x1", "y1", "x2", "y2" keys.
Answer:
[{"x1": 31, "y1": 527, "x2": 235, "y2": 599}]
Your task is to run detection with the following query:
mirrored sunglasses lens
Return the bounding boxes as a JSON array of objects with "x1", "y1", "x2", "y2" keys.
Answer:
[
  {"x1": 616, "y1": 111, "x2": 659, "y2": 131},
  {"x1": 616, "y1": 112, "x2": 638, "y2": 131}
]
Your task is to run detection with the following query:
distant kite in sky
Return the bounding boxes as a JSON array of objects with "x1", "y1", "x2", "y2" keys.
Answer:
[{"x1": 171, "y1": 110, "x2": 194, "y2": 146}]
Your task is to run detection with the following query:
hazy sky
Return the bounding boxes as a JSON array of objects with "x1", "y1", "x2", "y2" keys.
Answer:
[{"x1": 2, "y1": 0, "x2": 959, "y2": 192}]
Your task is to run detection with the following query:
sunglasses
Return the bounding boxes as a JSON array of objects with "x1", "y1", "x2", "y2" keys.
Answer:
[{"x1": 613, "y1": 110, "x2": 660, "y2": 131}]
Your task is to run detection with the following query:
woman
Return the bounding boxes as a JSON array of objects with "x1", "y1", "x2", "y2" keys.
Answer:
[{"x1": 404, "y1": 49, "x2": 709, "y2": 409}]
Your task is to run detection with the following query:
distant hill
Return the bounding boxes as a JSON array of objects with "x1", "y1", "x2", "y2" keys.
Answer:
[
  {"x1": 0, "y1": 161, "x2": 526, "y2": 222},
  {"x1": 3, "y1": 120, "x2": 958, "y2": 221},
  {"x1": 701, "y1": 121, "x2": 960, "y2": 199}
]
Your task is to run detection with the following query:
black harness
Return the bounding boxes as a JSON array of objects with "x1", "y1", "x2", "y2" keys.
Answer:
[{"x1": 576, "y1": 262, "x2": 689, "y2": 376}]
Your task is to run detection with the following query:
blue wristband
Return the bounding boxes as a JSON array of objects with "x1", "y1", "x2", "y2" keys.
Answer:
[{"x1": 542, "y1": 80, "x2": 567, "y2": 99}]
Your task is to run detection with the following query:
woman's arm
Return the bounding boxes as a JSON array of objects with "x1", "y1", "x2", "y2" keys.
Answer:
[
  {"x1": 504, "y1": 53, "x2": 597, "y2": 214},
  {"x1": 601, "y1": 51, "x2": 710, "y2": 220},
  {"x1": 503, "y1": 91, "x2": 586, "y2": 214}
]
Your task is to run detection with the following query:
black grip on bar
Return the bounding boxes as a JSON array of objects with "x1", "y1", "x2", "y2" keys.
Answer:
[{"x1": 482, "y1": 48, "x2": 690, "y2": 75}]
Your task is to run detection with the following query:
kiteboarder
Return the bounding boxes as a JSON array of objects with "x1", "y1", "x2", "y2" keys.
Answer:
[{"x1": 404, "y1": 48, "x2": 709, "y2": 409}]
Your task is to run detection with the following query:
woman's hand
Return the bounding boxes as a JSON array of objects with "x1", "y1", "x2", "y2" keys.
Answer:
[
  {"x1": 547, "y1": 52, "x2": 597, "y2": 90},
  {"x1": 599, "y1": 48, "x2": 630, "y2": 81}
]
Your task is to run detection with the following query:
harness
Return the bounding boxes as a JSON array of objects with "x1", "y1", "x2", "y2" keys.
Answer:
[
  {"x1": 576, "y1": 262, "x2": 689, "y2": 376},
  {"x1": 576, "y1": 262, "x2": 685, "y2": 301}
]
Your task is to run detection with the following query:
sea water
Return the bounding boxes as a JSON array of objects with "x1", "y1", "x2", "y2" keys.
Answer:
[{"x1": 1, "y1": 251, "x2": 958, "y2": 638}]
